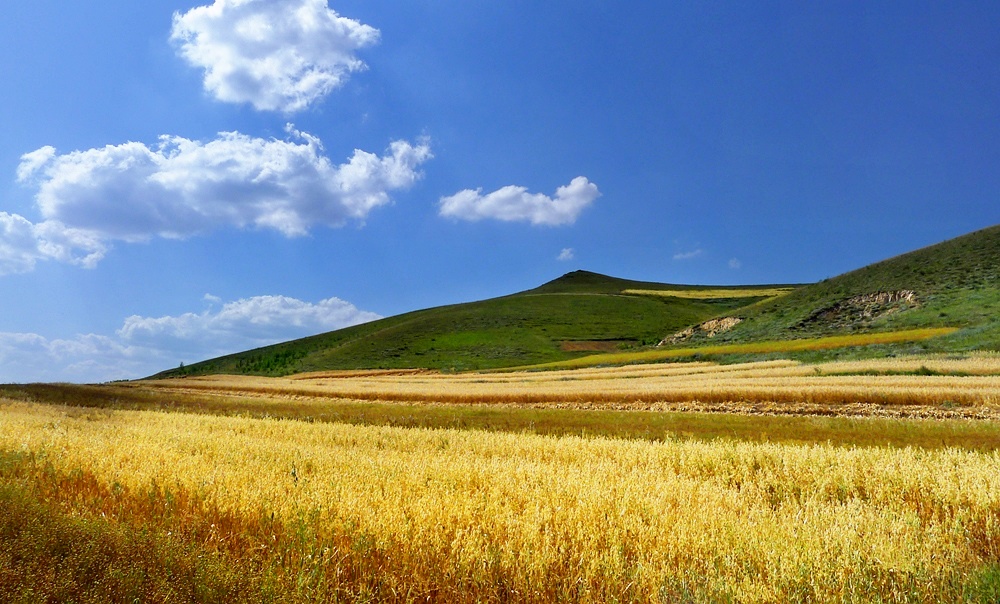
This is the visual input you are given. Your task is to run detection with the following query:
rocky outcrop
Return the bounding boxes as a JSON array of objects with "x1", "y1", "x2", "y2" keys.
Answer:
[
  {"x1": 660, "y1": 317, "x2": 742, "y2": 346},
  {"x1": 794, "y1": 291, "x2": 919, "y2": 331},
  {"x1": 659, "y1": 290, "x2": 920, "y2": 346}
]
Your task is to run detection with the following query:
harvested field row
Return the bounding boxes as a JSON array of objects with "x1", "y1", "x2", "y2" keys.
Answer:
[
  {"x1": 140, "y1": 355, "x2": 1000, "y2": 418},
  {"x1": 7, "y1": 382, "x2": 1000, "y2": 449}
]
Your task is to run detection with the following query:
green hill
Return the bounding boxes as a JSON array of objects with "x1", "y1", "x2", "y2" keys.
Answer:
[
  {"x1": 154, "y1": 272, "x2": 778, "y2": 378},
  {"x1": 153, "y1": 225, "x2": 1000, "y2": 379},
  {"x1": 699, "y1": 225, "x2": 1000, "y2": 352}
]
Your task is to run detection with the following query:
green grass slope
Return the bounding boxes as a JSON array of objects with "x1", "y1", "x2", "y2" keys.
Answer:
[
  {"x1": 154, "y1": 225, "x2": 1000, "y2": 379},
  {"x1": 705, "y1": 224, "x2": 1000, "y2": 353},
  {"x1": 153, "y1": 272, "x2": 770, "y2": 378}
]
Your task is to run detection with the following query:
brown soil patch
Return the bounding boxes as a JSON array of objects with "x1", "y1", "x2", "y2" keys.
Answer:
[{"x1": 560, "y1": 340, "x2": 633, "y2": 352}]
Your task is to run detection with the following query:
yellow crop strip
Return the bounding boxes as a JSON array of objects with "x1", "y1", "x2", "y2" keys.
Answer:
[
  {"x1": 512, "y1": 327, "x2": 960, "y2": 371},
  {"x1": 2, "y1": 400, "x2": 999, "y2": 602},
  {"x1": 622, "y1": 287, "x2": 796, "y2": 299}
]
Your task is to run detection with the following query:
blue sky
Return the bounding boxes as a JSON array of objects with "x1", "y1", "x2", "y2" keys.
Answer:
[{"x1": 1, "y1": 0, "x2": 998, "y2": 382}]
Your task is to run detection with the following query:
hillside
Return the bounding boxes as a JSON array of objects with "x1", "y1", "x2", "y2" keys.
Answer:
[
  {"x1": 153, "y1": 272, "x2": 777, "y2": 377},
  {"x1": 154, "y1": 225, "x2": 1000, "y2": 378},
  {"x1": 696, "y1": 225, "x2": 1000, "y2": 352}
]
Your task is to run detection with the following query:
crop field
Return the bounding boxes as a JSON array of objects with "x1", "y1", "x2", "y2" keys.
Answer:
[
  {"x1": 139, "y1": 350, "x2": 1000, "y2": 419},
  {"x1": 622, "y1": 287, "x2": 796, "y2": 299},
  {"x1": 3, "y1": 355, "x2": 1000, "y2": 602}
]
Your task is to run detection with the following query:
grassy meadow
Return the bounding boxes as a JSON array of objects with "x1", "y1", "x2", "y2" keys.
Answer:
[{"x1": 4, "y1": 356, "x2": 1000, "y2": 602}]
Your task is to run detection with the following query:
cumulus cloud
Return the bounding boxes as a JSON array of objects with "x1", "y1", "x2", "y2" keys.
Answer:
[
  {"x1": 16, "y1": 146, "x2": 57, "y2": 182},
  {"x1": 2, "y1": 128, "x2": 430, "y2": 274},
  {"x1": 0, "y1": 294, "x2": 380, "y2": 382},
  {"x1": 20, "y1": 127, "x2": 431, "y2": 238},
  {"x1": 557, "y1": 248, "x2": 575, "y2": 261},
  {"x1": 0, "y1": 213, "x2": 107, "y2": 275},
  {"x1": 119, "y1": 294, "x2": 380, "y2": 357},
  {"x1": 171, "y1": 0, "x2": 380, "y2": 113},
  {"x1": 439, "y1": 177, "x2": 600, "y2": 226},
  {"x1": 0, "y1": 213, "x2": 43, "y2": 275},
  {"x1": 0, "y1": 332, "x2": 149, "y2": 383}
]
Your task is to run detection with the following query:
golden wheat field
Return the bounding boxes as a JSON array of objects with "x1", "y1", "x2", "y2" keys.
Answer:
[
  {"x1": 140, "y1": 353, "x2": 1000, "y2": 419},
  {"x1": 3, "y1": 356, "x2": 1000, "y2": 602}
]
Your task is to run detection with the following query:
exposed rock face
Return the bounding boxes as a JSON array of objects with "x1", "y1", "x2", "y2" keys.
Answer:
[
  {"x1": 660, "y1": 317, "x2": 742, "y2": 346},
  {"x1": 660, "y1": 290, "x2": 920, "y2": 346},
  {"x1": 794, "y1": 290, "x2": 919, "y2": 331}
]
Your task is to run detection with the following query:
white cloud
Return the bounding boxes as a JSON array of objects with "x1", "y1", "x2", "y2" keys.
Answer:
[
  {"x1": 31, "y1": 221, "x2": 108, "y2": 268},
  {"x1": 21, "y1": 127, "x2": 431, "y2": 238},
  {"x1": 0, "y1": 294, "x2": 381, "y2": 383},
  {"x1": 16, "y1": 146, "x2": 56, "y2": 182},
  {"x1": 171, "y1": 0, "x2": 380, "y2": 113},
  {"x1": 0, "y1": 212, "x2": 106, "y2": 275},
  {"x1": 118, "y1": 294, "x2": 380, "y2": 358},
  {"x1": 439, "y1": 177, "x2": 600, "y2": 226},
  {"x1": 0, "y1": 332, "x2": 149, "y2": 383},
  {"x1": 557, "y1": 247, "x2": 575, "y2": 261},
  {"x1": 672, "y1": 249, "x2": 703, "y2": 261},
  {"x1": 3, "y1": 128, "x2": 430, "y2": 275},
  {"x1": 728, "y1": 258, "x2": 742, "y2": 270},
  {"x1": 0, "y1": 212, "x2": 43, "y2": 275}
]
